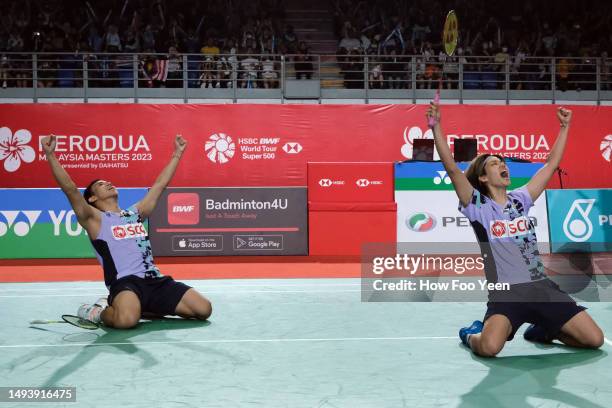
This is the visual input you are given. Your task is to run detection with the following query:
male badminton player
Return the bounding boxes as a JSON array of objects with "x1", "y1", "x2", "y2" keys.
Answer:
[
  {"x1": 42, "y1": 134, "x2": 212, "y2": 329},
  {"x1": 425, "y1": 103, "x2": 604, "y2": 356}
]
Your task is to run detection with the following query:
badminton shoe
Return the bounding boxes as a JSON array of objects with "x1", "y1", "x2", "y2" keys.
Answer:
[
  {"x1": 523, "y1": 324, "x2": 553, "y2": 343},
  {"x1": 459, "y1": 320, "x2": 484, "y2": 348}
]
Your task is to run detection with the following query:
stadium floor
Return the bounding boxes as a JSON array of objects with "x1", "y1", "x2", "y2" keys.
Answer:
[{"x1": 1, "y1": 278, "x2": 611, "y2": 408}]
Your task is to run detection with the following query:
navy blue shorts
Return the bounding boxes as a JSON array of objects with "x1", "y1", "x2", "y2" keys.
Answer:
[
  {"x1": 108, "y1": 275, "x2": 191, "y2": 316},
  {"x1": 484, "y1": 279, "x2": 586, "y2": 340}
]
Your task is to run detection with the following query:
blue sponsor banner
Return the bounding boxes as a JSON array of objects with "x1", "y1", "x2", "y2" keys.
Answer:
[
  {"x1": 394, "y1": 160, "x2": 543, "y2": 179},
  {"x1": 546, "y1": 189, "x2": 612, "y2": 253},
  {"x1": 0, "y1": 188, "x2": 147, "y2": 259}
]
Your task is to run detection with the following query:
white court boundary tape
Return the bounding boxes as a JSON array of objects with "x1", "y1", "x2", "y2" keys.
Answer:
[
  {"x1": 1, "y1": 336, "x2": 610, "y2": 350},
  {"x1": 0, "y1": 336, "x2": 457, "y2": 349},
  {"x1": 0, "y1": 282, "x2": 362, "y2": 292},
  {"x1": 0, "y1": 289, "x2": 362, "y2": 298}
]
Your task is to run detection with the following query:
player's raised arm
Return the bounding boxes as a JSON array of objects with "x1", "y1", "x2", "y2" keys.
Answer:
[
  {"x1": 136, "y1": 135, "x2": 187, "y2": 218},
  {"x1": 426, "y1": 103, "x2": 474, "y2": 207},
  {"x1": 526, "y1": 107, "x2": 572, "y2": 202},
  {"x1": 42, "y1": 135, "x2": 99, "y2": 228}
]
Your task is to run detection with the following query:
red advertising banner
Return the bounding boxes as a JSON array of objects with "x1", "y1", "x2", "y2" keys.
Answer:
[
  {"x1": 0, "y1": 104, "x2": 610, "y2": 189},
  {"x1": 307, "y1": 162, "x2": 395, "y2": 203}
]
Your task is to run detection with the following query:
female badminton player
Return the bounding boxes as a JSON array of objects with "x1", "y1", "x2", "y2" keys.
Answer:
[
  {"x1": 42, "y1": 134, "x2": 212, "y2": 329},
  {"x1": 425, "y1": 103, "x2": 604, "y2": 356}
]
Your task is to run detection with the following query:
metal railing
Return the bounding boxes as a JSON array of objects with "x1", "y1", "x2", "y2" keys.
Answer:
[{"x1": 0, "y1": 52, "x2": 610, "y2": 103}]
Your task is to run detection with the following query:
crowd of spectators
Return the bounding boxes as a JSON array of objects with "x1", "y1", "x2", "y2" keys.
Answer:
[
  {"x1": 1, "y1": 0, "x2": 610, "y2": 91},
  {"x1": 333, "y1": 0, "x2": 612, "y2": 90},
  {"x1": 0, "y1": 0, "x2": 312, "y2": 88}
]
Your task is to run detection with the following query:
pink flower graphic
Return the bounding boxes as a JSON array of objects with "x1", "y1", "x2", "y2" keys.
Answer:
[{"x1": 0, "y1": 127, "x2": 35, "y2": 172}]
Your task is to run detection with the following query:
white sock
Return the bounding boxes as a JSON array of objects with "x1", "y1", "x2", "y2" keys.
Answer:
[
  {"x1": 466, "y1": 333, "x2": 473, "y2": 349},
  {"x1": 78, "y1": 303, "x2": 104, "y2": 323}
]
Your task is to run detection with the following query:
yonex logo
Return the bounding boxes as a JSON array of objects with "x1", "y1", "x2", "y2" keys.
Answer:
[
  {"x1": 205, "y1": 133, "x2": 235, "y2": 164},
  {"x1": 406, "y1": 212, "x2": 436, "y2": 232},
  {"x1": 433, "y1": 171, "x2": 451, "y2": 185},
  {"x1": 0, "y1": 127, "x2": 36, "y2": 173},
  {"x1": 282, "y1": 142, "x2": 303, "y2": 154},
  {"x1": 601, "y1": 135, "x2": 612, "y2": 162},
  {"x1": 0, "y1": 210, "x2": 41, "y2": 236}
]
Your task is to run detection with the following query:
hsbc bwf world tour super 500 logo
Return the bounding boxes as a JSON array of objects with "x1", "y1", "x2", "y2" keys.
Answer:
[{"x1": 204, "y1": 132, "x2": 302, "y2": 164}]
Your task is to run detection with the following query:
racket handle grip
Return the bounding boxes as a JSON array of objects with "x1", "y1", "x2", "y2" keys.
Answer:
[{"x1": 428, "y1": 90, "x2": 440, "y2": 128}]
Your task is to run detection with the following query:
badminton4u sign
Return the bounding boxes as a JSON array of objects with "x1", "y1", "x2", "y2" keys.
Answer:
[
  {"x1": 0, "y1": 104, "x2": 610, "y2": 189},
  {"x1": 149, "y1": 187, "x2": 308, "y2": 256}
]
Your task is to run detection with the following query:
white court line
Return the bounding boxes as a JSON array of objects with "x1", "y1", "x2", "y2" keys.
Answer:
[
  {"x1": 0, "y1": 336, "x2": 457, "y2": 349},
  {"x1": 0, "y1": 283, "x2": 361, "y2": 292},
  {"x1": 0, "y1": 289, "x2": 362, "y2": 298},
  {"x1": 605, "y1": 337, "x2": 612, "y2": 348}
]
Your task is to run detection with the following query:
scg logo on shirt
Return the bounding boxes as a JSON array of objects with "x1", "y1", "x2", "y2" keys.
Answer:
[
  {"x1": 490, "y1": 216, "x2": 532, "y2": 238},
  {"x1": 112, "y1": 223, "x2": 147, "y2": 240}
]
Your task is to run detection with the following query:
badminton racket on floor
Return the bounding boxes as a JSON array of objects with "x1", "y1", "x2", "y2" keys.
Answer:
[
  {"x1": 30, "y1": 315, "x2": 100, "y2": 330},
  {"x1": 428, "y1": 10, "x2": 459, "y2": 126}
]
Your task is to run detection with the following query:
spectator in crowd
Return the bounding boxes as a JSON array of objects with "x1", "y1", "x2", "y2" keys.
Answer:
[
  {"x1": 201, "y1": 38, "x2": 219, "y2": 55},
  {"x1": 557, "y1": 56, "x2": 572, "y2": 91},
  {"x1": 338, "y1": 30, "x2": 361, "y2": 54},
  {"x1": 104, "y1": 25, "x2": 122, "y2": 52},
  {"x1": 1, "y1": 55, "x2": 9, "y2": 88},
  {"x1": 217, "y1": 49, "x2": 235, "y2": 88},
  {"x1": 294, "y1": 42, "x2": 313, "y2": 80},
  {"x1": 282, "y1": 25, "x2": 298, "y2": 53},
  {"x1": 261, "y1": 53, "x2": 278, "y2": 88},
  {"x1": 240, "y1": 49, "x2": 260, "y2": 88},
  {"x1": 368, "y1": 56, "x2": 384, "y2": 89},
  {"x1": 167, "y1": 46, "x2": 182, "y2": 87},
  {"x1": 199, "y1": 55, "x2": 217, "y2": 88}
]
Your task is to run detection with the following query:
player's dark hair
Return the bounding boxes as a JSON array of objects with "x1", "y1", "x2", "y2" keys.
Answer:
[
  {"x1": 83, "y1": 179, "x2": 101, "y2": 208},
  {"x1": 464, "y1": 154, "x2": 505, "y2": 198}
]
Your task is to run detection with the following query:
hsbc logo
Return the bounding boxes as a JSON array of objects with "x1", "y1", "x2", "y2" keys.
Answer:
[
  {"x1": 319, "y1": 179, "x2": 344, "y2": 187},
  {"x1": 282, "y1": 142, "x2": 303, "y2": 154},
  {"x1": 490, "y1": 216, "x2": 533, "y2": 239},
  {"x1": 168, "y1": 193, "x2": 200, "y2": 225},
  {"x1": 356, "y1": 179, "x2": 383, "y2": 188},
  {"x1": 111, "y1": 223, "x2": 147, "y2": 240}
]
